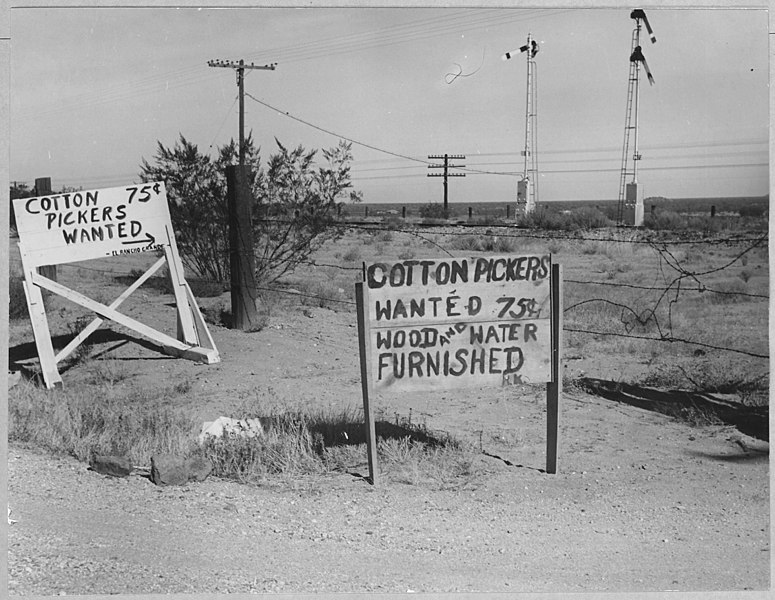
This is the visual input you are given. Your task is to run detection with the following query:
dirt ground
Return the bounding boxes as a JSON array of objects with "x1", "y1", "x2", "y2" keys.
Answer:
[{"x1": 6, "y1": 282, "x2": 770, "y2": 596}]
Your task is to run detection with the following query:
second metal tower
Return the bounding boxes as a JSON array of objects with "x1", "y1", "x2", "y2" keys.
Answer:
[
  {"x1": 617, "y1": 9, "x2": 656, "y2": 225},
  {"x1": 504, "y1": 34, "x2": 539, "y2": 217}
]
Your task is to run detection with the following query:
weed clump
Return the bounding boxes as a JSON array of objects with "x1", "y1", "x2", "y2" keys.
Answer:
[
  {"x1": 8, "y1": 381, "x2": 198, "y2": 464},
  {"x1": 452, "y1": 235, "x2": 516, "y2": 253}
]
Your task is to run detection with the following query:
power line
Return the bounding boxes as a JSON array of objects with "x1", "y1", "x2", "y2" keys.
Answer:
[
  {"x1": 244, "y1": 9, "x2": 566, "y2": 66},
  {"x1": 243, "y1": 93, "x2": 766, "y2": 180},
  {"x1": 245, "y1": 92, "x2": 434, "y2": 166},
  {"x1": 13, "y1": 9, "x2": 566, "y2": 124}
]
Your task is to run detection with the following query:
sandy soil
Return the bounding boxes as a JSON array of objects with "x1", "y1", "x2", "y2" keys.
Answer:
[{"x1": 6, "y1": 288, "x2": 770, "y2": 595}]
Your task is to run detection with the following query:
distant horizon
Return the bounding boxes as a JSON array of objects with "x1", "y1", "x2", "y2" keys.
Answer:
[{"x1": 354, "y1": 194, "x2": 770, "y2": 206}]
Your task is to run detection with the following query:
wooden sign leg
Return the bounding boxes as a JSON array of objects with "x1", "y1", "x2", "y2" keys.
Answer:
[
  {"x1": 22, "y1": 275, "x2": 62, "y2": 389},
  {"x1": 163, "y1": 234, "x2": 199, "y2": 346},
  {"x1": 355, "y1": 282, "x2": 379, "y2": 486},
  {"x1": 546, "y1": 263, "x2": 563, "y2": 474}
]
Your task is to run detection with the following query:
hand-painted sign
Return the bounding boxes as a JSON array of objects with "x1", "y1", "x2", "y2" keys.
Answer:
[
  {"x1": 362, "y1": 254, "x2": 552, "y2": 392},
  {"x1": 13, "y1": 182, "x2": 172, "y2": 267}
]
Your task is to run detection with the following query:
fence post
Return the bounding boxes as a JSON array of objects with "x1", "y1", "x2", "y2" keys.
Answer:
[
  {"x1": 402, "y1": 206, "x2": 406, "y2": 219},
  {"x1": 468, "y1": 206, "x2": 472, "y2": 221},
  {"x1": 34, "y1": 178, "x2": 57, "y2": 284}
]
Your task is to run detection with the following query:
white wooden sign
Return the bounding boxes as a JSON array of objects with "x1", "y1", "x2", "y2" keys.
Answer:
[
  {"x1": 13, "y1": 182, "x2": 173, "y2": 267},
  {"x1": 355, "y1": 253, "x2": 563, "y2": 482},
  {"x1": 15, "y1": 182, "x2": 219, "y2": 389},
  {"x1": 362, "y1": 254, "x2": 552, "y2": 392}
]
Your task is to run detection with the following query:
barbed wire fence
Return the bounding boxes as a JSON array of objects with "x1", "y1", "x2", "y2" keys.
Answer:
[{"x1": 11, "y1": 221, "x2": 768, "y2": 360}]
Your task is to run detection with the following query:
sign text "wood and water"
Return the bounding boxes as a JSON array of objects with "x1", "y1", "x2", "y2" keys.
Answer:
[{"x1": 363, "y1": 254, "x2": 553, "y2": 392}]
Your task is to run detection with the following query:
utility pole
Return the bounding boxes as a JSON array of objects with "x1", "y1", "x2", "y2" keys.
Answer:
[
  {"x1": 207, "y1": 59, "x2": 276, "y2": 164},
  {"x1": 427, "y1": 154, "x2": 465, "y2": 213},
  {"x1": 207, "y1": 58, "x2": 276, "y2": 330}
]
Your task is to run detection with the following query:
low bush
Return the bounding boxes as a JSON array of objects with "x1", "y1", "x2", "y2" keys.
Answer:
[
  {"x1": 452, "y1": 234, "x2": 516, "y2": 253},
  {"x1": 419, "y1": 202, "x2": 454, "y2": 220},
  {"x1": 644, "y1": 209, "x2": 686, "y2": 231},
  {"x1": 520, "y1": 206, "x2": 610, "y2": 231},
  {"x1": 738, "y1": 204, "x2": 767, "y2": 218},
  {"x1": 8, "y1": 381, "x2": 198, "y2": 464},
  {"x1": 568, "y1": 207, "x2": 611, "y2": 229},
  {"x1": 383, "y1": 215, "x2": 405, "y2": 230},
  {"x1": 520, "y1": 207, "x2": 568, "y2": 230},
  {"x1": 341, "y1": 245, "x2": 361, "y2": 262}
]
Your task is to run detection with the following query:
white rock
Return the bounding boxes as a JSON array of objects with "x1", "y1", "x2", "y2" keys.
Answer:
[{"x1": 198, "y1": 416, "x2": 265, "y2": 444}]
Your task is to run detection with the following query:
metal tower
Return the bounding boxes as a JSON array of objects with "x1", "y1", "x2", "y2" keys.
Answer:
[
  {"x1": 617, "y1": 9, "x2": 656, "y2": 225},
  {"x1": 503, "y1": 34, "x2": 539, "y2": 217}
]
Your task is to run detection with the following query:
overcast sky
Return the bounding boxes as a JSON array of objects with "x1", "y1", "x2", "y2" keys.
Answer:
[{"x1": 9, "y1": 6, "x2": 769, "y2": 205}]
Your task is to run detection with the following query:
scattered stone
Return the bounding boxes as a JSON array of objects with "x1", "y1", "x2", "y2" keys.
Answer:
[
  {"x1": 89, "y1": 455, "x2": 134, "y2": 478},
  {"x1": 187, "y1": 456, "x2": 213, "y2": 482},
  {"x1": 198, "y1": 416, "x2": 266, "y2": 444},
  {"x1": 150, "y1": 454, "x2": 213, "y2": 486},
  {"x1": 151, "y1": 454, "x2": 189, "y2": 486}
]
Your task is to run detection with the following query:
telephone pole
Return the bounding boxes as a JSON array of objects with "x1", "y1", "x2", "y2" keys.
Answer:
[
  {"x1": 207, "y1": 58, "x2": 276, "y2": 330},
  {"x1": 427, "y1": 154, "x2": 466, "y2": 213},
  {"x1": 207, "y1": 59, "x2": 276, "y2": 164}
]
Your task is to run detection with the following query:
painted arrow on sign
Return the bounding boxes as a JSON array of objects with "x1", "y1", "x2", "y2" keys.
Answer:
[{"x1": 122, "y1": 233, "x2": 156, "y2": 246}]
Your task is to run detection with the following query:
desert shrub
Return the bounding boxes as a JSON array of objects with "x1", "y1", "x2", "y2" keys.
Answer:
[
  {"x1": 383, "y1": 215, "x2": 405, "y2": 230},
  {"x1": 644, "y1": 209, "x2": 686, "y2": 231},
  {"x1": 738, "y1": 204, "x2": 767, "y2": 218},
  {"x1": 567, "y1": 207, "x2": 611, "y2": 229},
  {"x1": 341, "y1": 245, "x2": 361, "y2": 262},
  {"x1": 451, "y1": 234, "x2": 515, "y2": 253},
  {"x1": 453, "y1": 235, "x2": 485, "y2": 252},
  {"x1": 375, "y1": 229, "x2": 394, "y2": 242},
  {"x1": 419, "y1": 202, "x2": 453, "y2": 220},
  {"x1": 397, "y1": 248, "x2": 416, "y2": 260},
  {"x1": 490, "y1": 236, "x2": 516, "y2": 253},
  {"x1": 8, "y1": 381, "x2": 198, "y2": 464},
  {"x1": 140, "y1": 135, "x2": 362, "y2": 286},
  {"x1": 687, "y1": 215, "x2": 725, "y2": 233},
  {"x1": 519, "y1": 207, "x2": 569, "y2": 231},
  {"x1": 201, "y1": 412, "x2": 327, "y2": 480},
  {"x1": 546, "y1": 241, "x2": 563, "y2": 254}
]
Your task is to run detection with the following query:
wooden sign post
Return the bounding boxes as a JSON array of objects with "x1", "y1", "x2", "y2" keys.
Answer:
[
  {"x1": 13, "y1": 182, "x2": 220, "y2": 389},
  {"x1": 356, "y1": 254, "x2": 562, "y2": 483}
]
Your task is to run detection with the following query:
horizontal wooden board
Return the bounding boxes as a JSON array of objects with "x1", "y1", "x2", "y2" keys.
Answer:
[
  {"x1": 13, "y1": 182, "x2": 173, "y2": 267},
  {"x1": 365, "y1": 254, "x2": 551, "y2": 328},
  {"x1": 370, "y1": 318, "x2": 551, "y2": 392}
]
